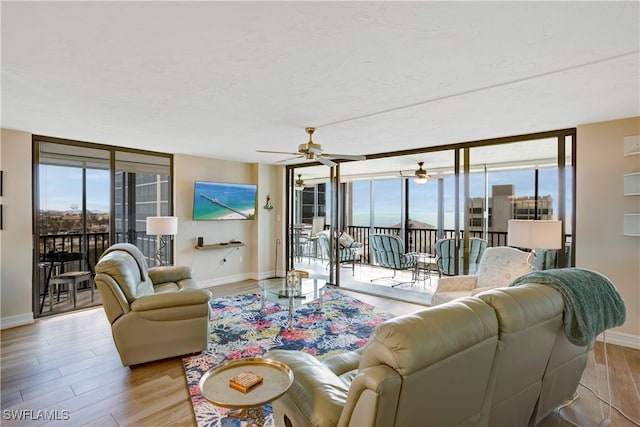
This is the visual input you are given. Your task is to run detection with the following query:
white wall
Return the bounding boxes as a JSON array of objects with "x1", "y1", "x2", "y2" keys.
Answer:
[
  {"x1": 0, "y1": 129, "x2": 35, "y2": 328},
  {"x1": 255, "y1": 163, "x2": 286, "y2": 278},
  {"x1": 173, "y1": 154, "x2": 284, "y2": 286},
  {"x1": 576, "y1": 117, "x2": 640, "y2": 347}
]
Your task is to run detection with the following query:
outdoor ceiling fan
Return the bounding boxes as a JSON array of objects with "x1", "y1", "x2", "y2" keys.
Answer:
[
  {"x1": 257, "y1": 127, "x2": 366, "y2": 167},
  {"x1": 414, "y1": 161, "x2": 432, "y2": 184}
]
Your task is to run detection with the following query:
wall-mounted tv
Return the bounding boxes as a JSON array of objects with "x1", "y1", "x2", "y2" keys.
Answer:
[{"x1": 192, "y1": 181, "x2": 257, "y2": 220}]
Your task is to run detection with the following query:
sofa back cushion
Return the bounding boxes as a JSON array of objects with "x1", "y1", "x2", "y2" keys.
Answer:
[
  {"x1": 357, "y1": 297, "x2": 499, "y2": 426},
  {"x1": 96, "y1": 244, "x2": 154, "y2": 303}
]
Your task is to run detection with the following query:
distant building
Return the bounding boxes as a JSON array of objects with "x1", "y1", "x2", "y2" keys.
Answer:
[
  {"x1": 114, "y1": 172, "x2": 170, "y2": 238},
  {"x1": 468, "y1": 184, "x2": 554, "y2": 232}
]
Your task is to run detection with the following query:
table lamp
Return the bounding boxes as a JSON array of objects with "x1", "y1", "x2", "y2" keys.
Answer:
[
  {"x1": 146, "y1": 216, "x2": 178, "y2": 265},
  {"x1": 507, "y1": 219, "x2": 562, "y2": 268}
]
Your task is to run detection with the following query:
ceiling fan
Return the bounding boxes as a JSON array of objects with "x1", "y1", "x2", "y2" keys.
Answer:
[{"x1": 257, "y1": 127, "x2": 366, "y2": 167}]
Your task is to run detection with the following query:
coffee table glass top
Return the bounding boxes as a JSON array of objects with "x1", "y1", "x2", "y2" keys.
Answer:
[{"x1": 259, "y1": 277, "x2": 327, "y2": 307}]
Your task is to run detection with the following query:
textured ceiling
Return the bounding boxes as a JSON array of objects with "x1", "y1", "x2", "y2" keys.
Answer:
[{"x1": 2, "y1": 1, "x2": 639, "y2": 177}]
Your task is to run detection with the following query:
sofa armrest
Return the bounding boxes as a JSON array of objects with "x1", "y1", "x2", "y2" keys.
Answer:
[
  {"x1": 130, "y1": 289, "x2": 211, "y2": 312},
  {"x1": 435, "y1": 275, "x2": 478, "y2": 292},
  {"x1": 338, "y1": 365, "x2": 401, "y2": 427},
  {"x1": 323, "y1": 348, "x2": 364, "y2": 376},
  {"x1": 148, "y1": 265, "x2": 192, "y2": 285},
  {"x1": 265, "y1": 349, "x2": 348, "y2": 427}
]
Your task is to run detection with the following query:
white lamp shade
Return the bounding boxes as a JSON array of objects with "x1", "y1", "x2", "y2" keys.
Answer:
[
  {"x1": 508, "y1": 220, "x2": 562, "y2": 249},
  {"x1": 146, "y1": 216, "x2": 178, "y2": 235}
]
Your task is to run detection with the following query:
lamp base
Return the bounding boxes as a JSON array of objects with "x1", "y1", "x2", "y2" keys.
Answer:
[
  {"x1": 523, "y1": 250, "x2": 535, "y2": 269},
  {"x1": 155, "y1": 236, "x2": 168, "y2": 266}
]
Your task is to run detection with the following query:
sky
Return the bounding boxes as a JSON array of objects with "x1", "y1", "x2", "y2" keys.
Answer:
[
  {"x1": 39, "y1": 164, "x2": 572, "y2": 228},
  {"x1": 39, "y1": 165, "x2": 110, "y2": 212},
  {"x1": 351, "y1": 167, "x2": 572, "y2": 227}
]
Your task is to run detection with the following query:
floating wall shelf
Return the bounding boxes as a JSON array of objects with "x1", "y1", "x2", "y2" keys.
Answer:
[
  {"x1": 623, "y1": 135, "x2": 640, "y2": 236},
  {"x1": 195, "y1": 242, "x2": 245, "y2": 250},
  {"x1": 624, "y1": 172, "x2": 640, "y2": 196},
  {"x1": 624, "y1": 135, "x2": 640, "y2": 156},
  {"x1": 623, "y1": 214, "x2": 640, "y2": 236}
]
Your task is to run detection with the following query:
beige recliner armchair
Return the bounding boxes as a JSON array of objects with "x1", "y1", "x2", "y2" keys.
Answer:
[
  {"x1": 95, "y1": 243, "x2": 211, "y2": 366},
  {"x1": 431, "y1": 246, "x2": 532, "y2": 305}
]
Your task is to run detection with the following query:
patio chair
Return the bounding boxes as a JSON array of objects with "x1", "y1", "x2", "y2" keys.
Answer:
[
  {"x1": 435, "y1": 237, "x2": 488, "y2": 276},
  {"x1": 316, "y1": 230, "x2": 362, "y2": 274},
  {"x1": 368, "y1": 233, "x2": 417, "y2": 286},
  {"x1": 40, "y1": 251, "x2": 95, "y2": 314},
  {"x1": 305, "y1": 216, "x2": 326, "y2": 261}
]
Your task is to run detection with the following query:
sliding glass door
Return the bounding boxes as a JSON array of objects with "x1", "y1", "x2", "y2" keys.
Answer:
[
  {"x1": 465, "y1": 135, "x2": 574, "y2": 271},
  {"x1": 114, "y1": 151, "x2": 172, "y2": 266},
  {"x1": 35, "y1": 142, "x2": 110, "y2": 317},
  {"x1": 287, "y1": 128, "x2": 575, "y2": 287},
  {"x1": 33, "y1": 137, "x2": 172, "y2": 317}
]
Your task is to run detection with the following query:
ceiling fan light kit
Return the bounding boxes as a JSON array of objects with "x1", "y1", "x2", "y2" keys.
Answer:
[{"x1": 414, "y1": 161, "x2": 431, "y2": 184}]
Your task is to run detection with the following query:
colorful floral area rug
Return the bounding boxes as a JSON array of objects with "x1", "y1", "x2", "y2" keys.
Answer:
[{"x1": 182, "y1": 289, "x2": 393, "y2": 427}]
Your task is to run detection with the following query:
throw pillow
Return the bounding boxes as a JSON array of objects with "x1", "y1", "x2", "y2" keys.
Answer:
[{"x1": 339, "y1": 231, "x2": 355, "y2": 248}]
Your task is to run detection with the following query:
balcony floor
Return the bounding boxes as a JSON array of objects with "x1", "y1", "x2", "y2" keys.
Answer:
[{"x1": 294, "y1": 256, "x2": 438, "y2": 307}]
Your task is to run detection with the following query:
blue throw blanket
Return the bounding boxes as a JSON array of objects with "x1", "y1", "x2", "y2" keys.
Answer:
[{"x1": 510, "y1": 268, "x2": 626, "y2": 347}]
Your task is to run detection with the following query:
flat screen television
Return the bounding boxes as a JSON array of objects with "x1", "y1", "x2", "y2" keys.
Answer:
[{"x1": 192, "y1": 181, "x2": 257, "y2": 220}]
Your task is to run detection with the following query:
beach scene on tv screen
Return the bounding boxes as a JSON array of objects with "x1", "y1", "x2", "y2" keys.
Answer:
[{"x1": 193, "y1": 181, "x2": 256, "y2": 220}]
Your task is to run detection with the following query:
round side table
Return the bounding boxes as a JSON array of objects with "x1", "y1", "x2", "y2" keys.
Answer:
[{"x1": 199, "y1": 357, "x2": 293, "y2": 427}]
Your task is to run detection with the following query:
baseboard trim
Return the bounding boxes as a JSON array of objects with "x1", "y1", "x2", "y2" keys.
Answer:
[
  {"x1": 597, "y1": 330, "x2": 640, "y2": 349},
  {"x1": 255, "y1": 270, "x2": 281, "y2": 280},
  {"x1": 197, "y1": 273, "x2": 254, "y2": 288},
  {"x1": 1, "y1": 312, "x2": 35, "y2": 330},
  {"x1": 198, "y1": 271, "x2": 287, "y2": 288}
]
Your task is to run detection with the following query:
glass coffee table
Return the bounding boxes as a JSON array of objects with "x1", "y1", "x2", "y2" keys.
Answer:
[{"x1": 259, "y1": 277, "x2": 327, "y2": 329}]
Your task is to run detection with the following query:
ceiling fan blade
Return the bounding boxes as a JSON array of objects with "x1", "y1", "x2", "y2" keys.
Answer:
[
  {"x1": 257, "y1": 149, "x2": 301, "y2": 156},
  {"x1": 275, "y1": 155, "x2": 304, "y2": 164},
  {"x1": 316, "y1": 156, "x2": 337, "y2": 167},
  {"x1": 324, "y1": 153, "x2": 367, "y2": 161}
]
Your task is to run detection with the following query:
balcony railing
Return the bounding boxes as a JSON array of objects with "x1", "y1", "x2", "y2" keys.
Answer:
[
  {"x1": 39, "y1": 232, "x2": 111, "y2": 268},
  {"x1": 38, "y1": 232, "x2": 169, "y2": 268},
  {"x1": 342, "y1": 225, "x2": 571, "y2": 266}
]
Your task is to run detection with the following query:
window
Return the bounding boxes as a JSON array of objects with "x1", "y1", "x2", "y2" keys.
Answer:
[
  {"x1": 287, "y1": 128, "x2": 575, "y2": 283},
  {"x1": 33, "y1": 136, "x2": 172, "y2": 317}
]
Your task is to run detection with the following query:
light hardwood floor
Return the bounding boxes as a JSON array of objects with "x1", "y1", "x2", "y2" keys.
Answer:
[{"x1": 1, "y1": 281, "x2": 638, "y2": 427}]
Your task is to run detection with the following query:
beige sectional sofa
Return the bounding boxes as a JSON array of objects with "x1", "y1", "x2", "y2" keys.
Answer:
[{"x1": 267, "y1": 283, "x2": 594, "y2": 427}]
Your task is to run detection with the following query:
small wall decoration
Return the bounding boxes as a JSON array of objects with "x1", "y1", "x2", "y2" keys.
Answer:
[{"x1": 264, "y1": 194, "x2": 274, "y2": 210}]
